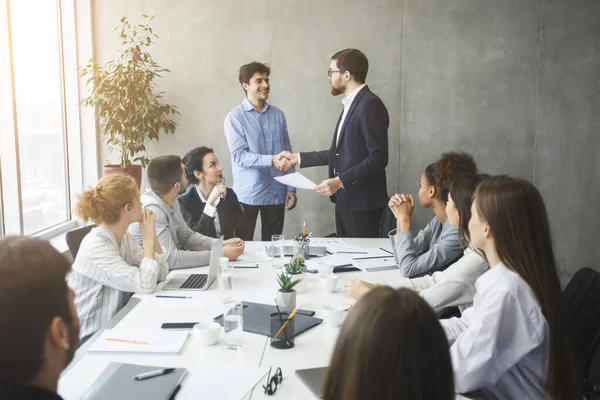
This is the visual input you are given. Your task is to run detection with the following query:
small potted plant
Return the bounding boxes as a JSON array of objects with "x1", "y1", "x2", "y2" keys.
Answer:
[
  {"x1": 276, "y1": 272, "x2": 302, "y2": 311},
  {"x1": 285, "y1": 256, "x2": 308, "y2": 293}
]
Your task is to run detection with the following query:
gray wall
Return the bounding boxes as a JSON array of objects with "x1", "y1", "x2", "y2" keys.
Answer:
[{"x1": 92, "y1": 0, "x2": 600, "y2": 285}]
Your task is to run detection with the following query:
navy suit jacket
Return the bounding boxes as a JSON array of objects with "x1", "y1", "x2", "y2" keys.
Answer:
[{"x1": 300, "y1": 86, "x2": 389, "y2": 211}]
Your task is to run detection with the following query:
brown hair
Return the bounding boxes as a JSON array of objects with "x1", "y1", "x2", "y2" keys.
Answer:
[
  {"x1": 238, "y1": 62, "x2": 270, "y2": 92},
  {"x1": 474, "y1": 176, "x2": 580, "y2": 399},
  {"x1": 427, "y1": 151, "x2": 477, "y2": 203},
  {"x1": 75, "y1": 174, "x2": 139, "y2": 225},
  {"x1": 0, "y1": 236, "x2": 73, "y2": 383},
  {"x1": 449, "y1": 173, "x2": 488, "y2": 245},
  {"x1": 323, "y1": 287, "x2": 454, "y2": 400},
  {"x1": 331, "y1": 48, "x2": 369, "y2": 84},
  {"x1": 147, "y1": 155, "x2": 183, "y2": 195}
]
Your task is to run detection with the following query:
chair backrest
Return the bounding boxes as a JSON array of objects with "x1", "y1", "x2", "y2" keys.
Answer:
[
  {"x1": 65, "y1": 224, "x2": 96, "y2": 260},
  {"x1": 379, "y1": 206, "x2": 396, "y2": 238},
  {"x1": 563, "y1": 267, "x2": 600, "y2": 379}
]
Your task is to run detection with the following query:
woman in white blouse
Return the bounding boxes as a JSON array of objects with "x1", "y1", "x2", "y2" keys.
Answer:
[
  {"x1": 345, "y1": 174, "x2": 489, "y2": 315},
  {"x1": 442, "y1": 176, "x2": 579, "y2": 399},
  {"x1": 68, "y1": 174, "x2": 168, "y2": 341}
]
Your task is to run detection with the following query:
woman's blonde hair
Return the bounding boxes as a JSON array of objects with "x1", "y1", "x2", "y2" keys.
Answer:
[{"x1": 75, "y1": 174, "x2": 139, "y2": 225}]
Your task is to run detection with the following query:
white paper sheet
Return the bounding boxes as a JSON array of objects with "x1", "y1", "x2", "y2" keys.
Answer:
[
  {"x1": 231, "y1": 250, "x2": 272, "y2": 263},
  {"x1": 274, "y1": 172, "x2": 317, "y2": 190},
  {"x1": 177, "y1": 363, "x2": 268, "y2": 400}
]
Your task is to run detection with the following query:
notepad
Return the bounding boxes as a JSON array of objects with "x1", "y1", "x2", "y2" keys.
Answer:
[
  {"x1": 82, "y1": 363, "x2": 186, "y2": 400},
  {"x1": 87, "y1": 329, "x2": 189, "y2": 355}
]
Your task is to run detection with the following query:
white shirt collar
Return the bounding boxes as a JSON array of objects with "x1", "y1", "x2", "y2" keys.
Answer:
[
  {"x1": 475, "y1": 262, "x2": 511, "y2": 294},
  {"x1": 196, "y1": 185, "x2": 220, "y2": 207},
  {"x1": 341, "y1": 83, "x2": 367, "y2": 107}
]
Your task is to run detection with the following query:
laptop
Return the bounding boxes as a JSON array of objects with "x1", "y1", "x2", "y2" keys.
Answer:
[
  {"x1": 296, "y1": 367, "x2": 328, "y2": 399},
  {"x1": 161, "y1": 240, "x2": 222, "y2": 291}
]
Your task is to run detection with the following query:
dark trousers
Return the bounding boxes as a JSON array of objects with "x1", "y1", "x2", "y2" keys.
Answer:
[
  {"x1": 240, "y1": 203, "x2": 285, "y2": 241},
  {"x1": 335, "y1": 205, "x2": 383, "y2": 238}
]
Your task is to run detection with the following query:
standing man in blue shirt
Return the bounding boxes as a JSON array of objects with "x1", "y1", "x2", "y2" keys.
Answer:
[{"x1": 224, "y1": 62, "x2": 297, "y2": 241}]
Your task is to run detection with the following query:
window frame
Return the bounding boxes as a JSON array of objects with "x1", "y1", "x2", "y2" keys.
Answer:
[{"x1": 0, "y1": 0, "x2": 98, "y2": 239}]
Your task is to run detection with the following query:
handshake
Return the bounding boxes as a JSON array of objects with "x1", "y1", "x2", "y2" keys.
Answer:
[{"x1": 272, "y1": 151, "x2": 299, "y2": 172}]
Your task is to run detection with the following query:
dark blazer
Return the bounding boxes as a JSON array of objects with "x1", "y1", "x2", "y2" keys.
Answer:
[
  {"x1": 178, "y1": 187, "x2": 251, "y2": 240},
  {"x1": 300, "y1": 85, "x2": 389, "y2": 211}
]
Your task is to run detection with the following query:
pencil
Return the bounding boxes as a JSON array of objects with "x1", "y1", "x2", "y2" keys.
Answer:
[
  {"x1": 273, "y1": 305, "x2": 300, "y2": 340},
  {"x1": 106, "y1": 338, "x2": 149, "y2": 345}
]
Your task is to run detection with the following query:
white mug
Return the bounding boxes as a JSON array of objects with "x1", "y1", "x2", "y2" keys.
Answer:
[
  {"x1": 317, "y1": 262, "x2": 334, "y2": 277},
  {"x1": 194, "y1": 322, "x2": 221, "y2": 346},
  {"x1": 320, "y1": 274, "x2": 338, "y2": 293},
  {"x1": 321, "y1": 305, "x2": 345, "y2": 328}
]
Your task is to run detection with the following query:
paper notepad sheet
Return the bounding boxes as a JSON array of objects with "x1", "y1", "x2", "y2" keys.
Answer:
[{"x1": 87, "y1": 329, "x2": 189, "y2": 355}]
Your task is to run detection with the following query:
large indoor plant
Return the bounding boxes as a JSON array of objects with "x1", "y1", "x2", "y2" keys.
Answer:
[{"x1": 80, "y1": 15, "x2": 179, "y2": 187}]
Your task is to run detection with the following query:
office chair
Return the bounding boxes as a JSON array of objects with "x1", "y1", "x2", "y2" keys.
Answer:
[
  {"x1": 563, "y1": 268, "x2": 600, "y2": 399},
  {"x1": 65, "y1": 224, "x2": 96, "y2": 260}
]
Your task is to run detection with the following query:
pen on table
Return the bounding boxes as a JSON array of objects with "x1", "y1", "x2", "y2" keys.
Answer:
[
  {"x1": 106, "y1": 338, "x2": 149, "y2": 345},
  {"x1": 353, "y1": 256, "x2": 392, "y2": 260},
  {"x1": 133, "y1": 368, "x2": 176, "y2": 381},
  {"x1": 379, "y1": 248, "x2": 393, "y2": 255},
  {"x1": 232, "y1": 264, "x2": 259, "y2": 269},
  {"x1": 337, "y1": 251, "x2": 368, "y2": 254},
  {"x1": 155, "y1": 295, "x2": 192, "y2": 299}
]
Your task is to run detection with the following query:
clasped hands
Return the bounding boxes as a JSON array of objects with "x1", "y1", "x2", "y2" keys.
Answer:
[
  {"x1": 388, "y1": 193, "x2": 415, "y2": 219},
  {"x1": 272, "y1": 151, "x2": 298, "y2": 172}
]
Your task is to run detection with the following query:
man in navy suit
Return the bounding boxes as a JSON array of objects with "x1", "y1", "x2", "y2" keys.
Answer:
[{"x1": 286, "y1": 49, "x2": 389, "y2": 237}]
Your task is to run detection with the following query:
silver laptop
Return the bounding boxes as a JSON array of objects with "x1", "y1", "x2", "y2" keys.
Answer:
[
  {"x1": 161, "y1": 240, "x2": 222, "y2": 291},
  {"x1": 296, "y1": 367, "x2": 327, "y2": 399}
]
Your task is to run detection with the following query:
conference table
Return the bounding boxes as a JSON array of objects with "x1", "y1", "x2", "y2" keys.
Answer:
[{"x1": 58, "y1": 238, "x2": 467, "y2": 400}]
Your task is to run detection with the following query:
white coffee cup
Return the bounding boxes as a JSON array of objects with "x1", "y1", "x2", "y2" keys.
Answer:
[
  {"x1": 317, "y1": 262, "x2": 334, "y2": 277},
  {"x1": 320, "y1": 274, "x2": 338, "y2": 293},
  {"x1": 321, "y1": 305, "x2": 345, "y2": 328},
  {"x1": 194, "y1": 322, "x2": 221, "y2": 346}
]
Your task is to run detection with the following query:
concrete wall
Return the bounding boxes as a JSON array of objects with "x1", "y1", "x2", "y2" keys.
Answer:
[{"x1": 92, "y1": 0, "x2": 600, "y2": 285}]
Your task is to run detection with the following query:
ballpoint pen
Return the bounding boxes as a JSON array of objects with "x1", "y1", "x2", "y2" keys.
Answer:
[
  {"x1": 155, "y1": 295, "x2": 192, "y2": 299},
  {"x1": 133, "y1": 368, "x2": 176, "y2": 381}
]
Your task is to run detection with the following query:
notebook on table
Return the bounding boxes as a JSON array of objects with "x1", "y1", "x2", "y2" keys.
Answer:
[
  {"x1": 354, "y1": 258, "x2": 398, "y2": 272},
  {"x1": 87, "y1": 329, "x2": 189, "y2": 355},
  {"x1": 82, "y1": 362, "x2": 186, "y2": 400}
]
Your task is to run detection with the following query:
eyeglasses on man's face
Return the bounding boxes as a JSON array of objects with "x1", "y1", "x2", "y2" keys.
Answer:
[
  {"x1": 327, "y1": 69, "x2": 345, "y2": 78},
  {"x1": 263, "y1": 367, "x2": 283, "y2": 395}
]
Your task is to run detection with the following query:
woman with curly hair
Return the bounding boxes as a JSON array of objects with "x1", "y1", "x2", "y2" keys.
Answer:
[
  {"x1": 68, "y1": 174, "x2": 168, "y2": 342},
  {"x1": 345, "y1": 173, "x2": 489, "y2": 316},
  {"x1": 389, "y1": 151, "x2": 477, "y2": 278}
]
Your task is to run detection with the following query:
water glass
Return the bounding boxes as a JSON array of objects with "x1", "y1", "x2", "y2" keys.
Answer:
[
  {"x1": 224, "y1": 303, "x2": 244, "y2": 349},
  {"x1": 271, "y1": 234, "x2": 285, "y2": 269},
  {"x1": 217, "y1": 257, "x2": 234, "y2": 303}
]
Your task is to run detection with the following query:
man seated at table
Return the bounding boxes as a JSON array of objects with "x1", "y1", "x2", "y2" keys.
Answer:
[
  {"x1": 0, "y1": 236, "x2": 79, "y2": 399},
  {"x1": 130, "y1": 155, "x2": 244, "y2": 269}
]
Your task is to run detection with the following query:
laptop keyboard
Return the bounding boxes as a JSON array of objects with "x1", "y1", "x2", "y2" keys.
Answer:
[{"x1": 180, "y1": 274, "x2": 208, "y2": 289}]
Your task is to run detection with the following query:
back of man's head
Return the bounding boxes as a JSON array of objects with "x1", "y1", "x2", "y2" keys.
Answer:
[
  {"x1": 147, "y1": 155, "x2": 183, "y2": 195},
  {"x1": 331, "y1": 48, "x2": 369, "y2": 84},
  {"x1": 0, "y1": 236, "x2": 76, "y2": 385}
]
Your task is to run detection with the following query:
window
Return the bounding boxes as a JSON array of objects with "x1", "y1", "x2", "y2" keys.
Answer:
[{"x1": 0, "y1": 0, "x2": 97, "y2": 238}]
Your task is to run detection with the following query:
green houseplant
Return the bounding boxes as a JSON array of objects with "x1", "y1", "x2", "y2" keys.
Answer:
[
  {"x1": 80, "y1": 15, "x2": 179, "y2": 187},
  {"x1": 276, "y1": 272, "x2": 302, "y2": 311},
  {"x1": 285, "y1": 255, "x2": 307, "y2": 294}
]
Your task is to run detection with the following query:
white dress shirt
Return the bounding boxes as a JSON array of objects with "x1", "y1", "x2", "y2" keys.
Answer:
[
  {"x1": 441, "y1": 263, "x2": 550, "y2": 399},
  {"x1": 196, "y1": 185, "x2": 222, "y2": 237},
  {"x1": 391, "y1": 247, "x2": 488, "y2": 314},
  {"x1": 68, "y1": 226, "x2": 169, "y2": 340},
  {"x1": 336, "y1": 83, "x2": 366, "y2": 145}
]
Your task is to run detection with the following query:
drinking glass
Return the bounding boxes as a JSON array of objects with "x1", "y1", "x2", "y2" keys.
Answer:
[
  {"x1": 224, "y1": 302, "x2": 244, "y2": 349},
  {"x1": 217, "y1": 257, "x2": 234, "y2": 304},
  {"x1": 271, "y1": 234, "x2": 285, "y2": 269}
]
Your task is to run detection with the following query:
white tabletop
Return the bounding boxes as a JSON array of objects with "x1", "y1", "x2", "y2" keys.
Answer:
[{"x1": 58, "y1": 238, "x2": 466, "y2": 399}]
